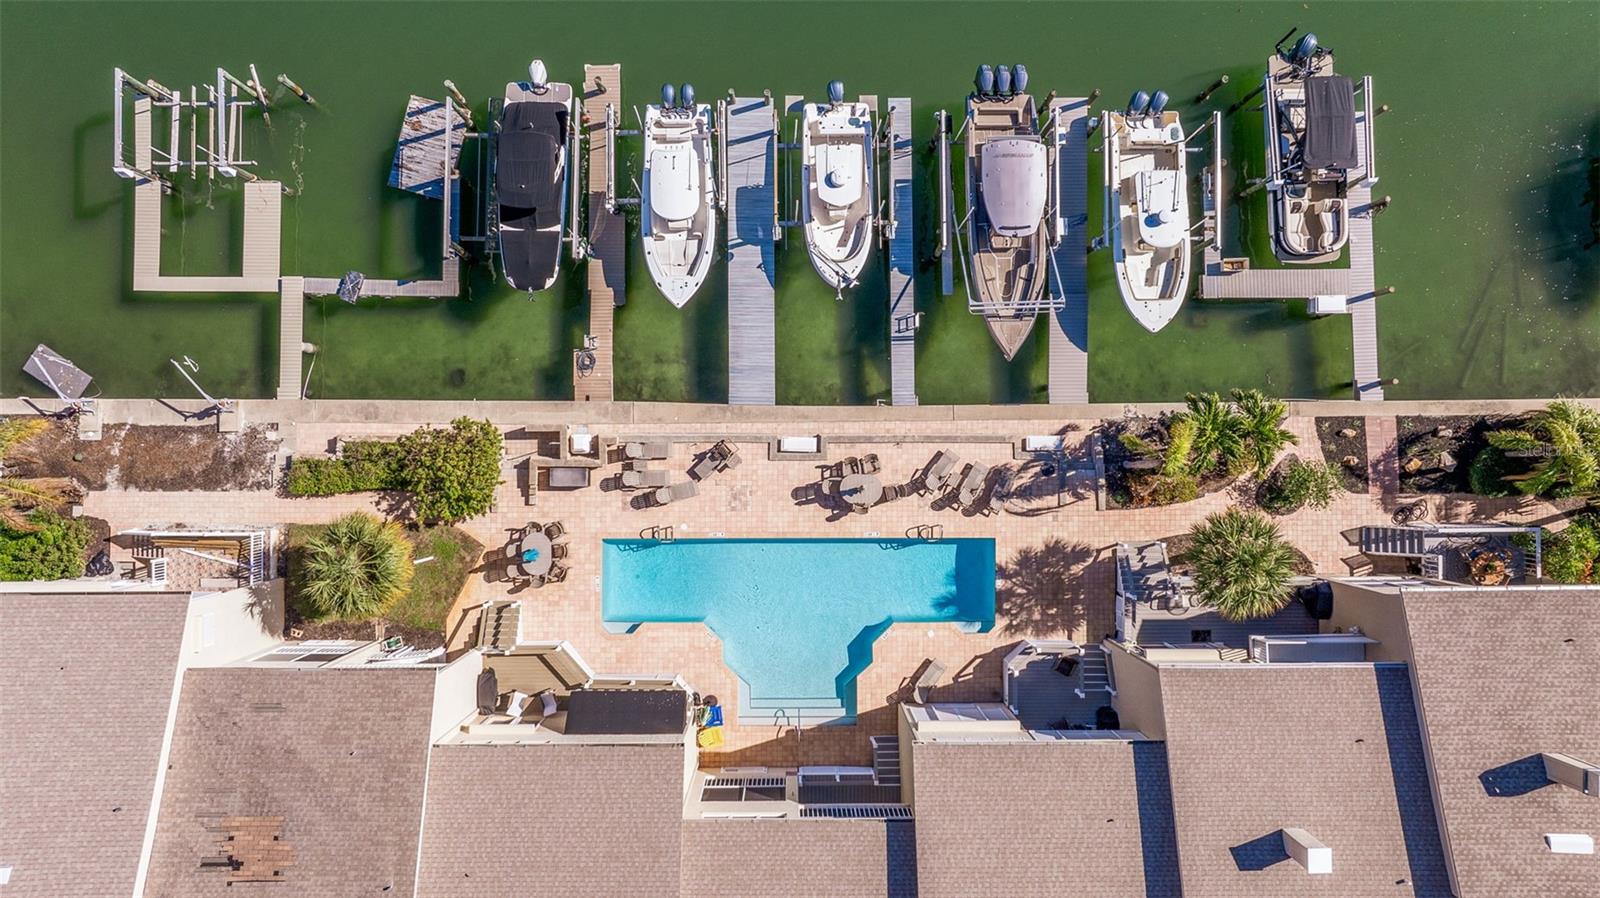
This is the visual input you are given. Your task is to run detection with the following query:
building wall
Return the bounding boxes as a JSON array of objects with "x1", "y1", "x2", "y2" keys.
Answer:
[
  {"x1": 1106, "y1": 642, "x2": 1166, "y2": 740},
  {"x1": 1327, "y1": 580, "x2": 1415, "y2": 663},
  {"x1": 898, "y1": 706, "x2": 917, "y2": 807},
  {"x1": 429, "y1": 650, "x2": 483, "y2": 742}
]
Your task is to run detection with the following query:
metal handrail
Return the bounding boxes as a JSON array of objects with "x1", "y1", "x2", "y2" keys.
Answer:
[
  {"x1": 1360, "y1": 75, "x2": 1378, "y2": 187},
  {"x1": 936, "y1": 110, "x2": 950, "y2": 257}
]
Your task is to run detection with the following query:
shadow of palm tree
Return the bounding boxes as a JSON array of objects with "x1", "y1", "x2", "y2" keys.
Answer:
[{"x1": 994, "y1": 539, "x2": 1101, "y2": 638}]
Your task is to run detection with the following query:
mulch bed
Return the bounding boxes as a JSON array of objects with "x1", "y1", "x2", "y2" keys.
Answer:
[
  {"x1": 13, "y1": 421, "x2": 277, "y2": 491},
  {"x1": 280, "y1": 613, "x2": 445, "y2": 651},
  {"x1": 1396, "y1": 415, "x2": 1524, "y2": 494},
  {"x1": 1314, "y1": 416, "x2": 1369, "y2": 493}
]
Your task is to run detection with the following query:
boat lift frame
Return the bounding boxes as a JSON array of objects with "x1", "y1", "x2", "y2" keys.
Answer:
[{"x1": 113, "y1": 65, "x2": 277, "y2": 187}]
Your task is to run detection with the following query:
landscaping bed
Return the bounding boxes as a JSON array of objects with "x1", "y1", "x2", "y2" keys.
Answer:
[
  {"x1": 1314, "y1": 416, "x2": 1368, "y2": 492},
  {"x1": 14, "y1": 421, "x2": 276, "y2": 491},
  {"x1": 1102, "y1": 416, "x2": 1232, "y2": 508},
  {"x1": 283, "y1": 522, "x2": 481, "y2": 649},
  {"x1": 1397, "y1": 415, "x2": 1523, "y2": 494}
]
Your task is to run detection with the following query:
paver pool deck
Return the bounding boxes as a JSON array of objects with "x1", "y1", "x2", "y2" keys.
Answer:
[{"x1": 77, "y1": 408, "x2": 1572, "y2": 768}]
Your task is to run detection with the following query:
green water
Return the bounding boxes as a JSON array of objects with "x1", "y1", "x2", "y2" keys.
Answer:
[{"x1": 2, "y1": 1, "x2": 1596, "y2": 403}]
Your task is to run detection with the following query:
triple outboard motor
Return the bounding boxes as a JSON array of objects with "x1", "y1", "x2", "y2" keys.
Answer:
[
  {"x1": 1148, "y1": 90, "x2": 1170, "y2": 117},
  {"x1": 975, "y1": 64, "x2": 995, "y2": 97},
  {"x1": 660, "y1": 82, "x2": 677, "y2": 109},
  {"x1": 1126, "y1": 90, "x2": 1151, "y2": 118},
  {"x1": 1290, "y1": 33, "x2": 1319, "y2": 64},
  {"x1": 528, "y1": 59, "x2": 549, "y2": 90},
  {"x1": 1013, "y1": 64, "x2": 1029, "y2": 94},
  {"x1": 680, "y1": 83, "x2": 696, "y2": 109},
  {"x1": 827, "y1": 79, "x2": 845, "y2": 106},
  {"x1": 996, "y1": 65, "x2": 1013, "y2": 96}
]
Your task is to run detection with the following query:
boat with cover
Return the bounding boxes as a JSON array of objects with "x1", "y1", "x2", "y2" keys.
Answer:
[
  {"x1": 1106, "y1": 89, "x2": 1191, "y2": 333},
  {"x1": 497, "y1": 60, "x2": 573, "y2": 292},
  {"x1": 801, "y1": 80, "x2": 875, "y2": 295},
  {"x1": 965, "y1": 64, "x2": 1052, "y2": 360},
  {"x1": 1264, "y1": 30, "x2": 1358, "y2": 263},
  {"x1": 642, "y1": 82, "x2": 716, "y2": 307}
]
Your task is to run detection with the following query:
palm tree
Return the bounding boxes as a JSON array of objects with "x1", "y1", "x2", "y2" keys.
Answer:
[
  {"x1": 1177, "y1": 392, "x2": 1246, "y2": 476},
  {"x1": 1233, "y1": 388, "x2": 1298, "y2": 474},
  {"x1": 1490, "y1": 400, "x2": 1600, "y2": 497},
  {"x1": 1184, "y1": 508, "x2": 1299, "y2": 621},
  {"x1": 299, "y1": 512, "x2": 414, "y2": 620},
  {"x1": 0, "y1": 419, "x2": 77, "y2": 531}
]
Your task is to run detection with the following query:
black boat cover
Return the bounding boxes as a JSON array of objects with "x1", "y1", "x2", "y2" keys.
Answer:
[
  {"x1": 1303, "y1": 75, "x2": 1357, "y2": 170},
  {"x1": 497, "y1": 101, "x2": 566, "y2": 210}
]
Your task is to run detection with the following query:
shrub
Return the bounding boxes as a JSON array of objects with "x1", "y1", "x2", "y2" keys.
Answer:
[
  {"x1": 1233, "y1": 389, "x2": 1297, "y2": 474},
  {"x1": 1171, "y1": 390, "x2": 1296, "y2": 479},
  {"x1": 1543, "y1": 516, "x2": 1600, "y2": 584},
  {"x1": 1185, "y1": 508, "x2": 1299, "y2": 621},
  {"x1": 397, "y1": 418, "x2": 503, "y2": 523},
  {"x1": 297, "y1": 512, "x2": 414, "y2": 620},
  {"x1": 1119, "y1": 432, "x2": 1159, "y2": 457},
  {"x1": 1130, "y1": 472, "x2": 1198, "y2": 507},
  {"x1": 1265, "y1": 459, "x2": 1343, "y2": 513},
  {"x1": 1162, "y1": 418, "x2": 1197, "y2": 478},
  {"x1": 1179, "y1": 392, "x2": 1246, "y2": 477},
  {"x1": 1490, "y1": 400, "x2": 1600, "y2": 497},
  {"x1": 0, "y1": 511, "x2": 91, "y2": 581},
  {"x1": 1466, "y1": 446, "x2": 1516, "y2": 498}
]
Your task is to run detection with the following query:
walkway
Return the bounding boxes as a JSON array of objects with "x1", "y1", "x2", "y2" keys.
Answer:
[
  {"x1": 577, "y1": 64, "x2": 623, "y2": 402},
  {"x1": 724, "y1": 96, "x2": 777, "y2": 405},
  {"x1": 886, "y1": 98, "x2": 917, "y2": 406},
  {"x1": 1047, "y1": 97, "x2": 1091, "y2": 404}
]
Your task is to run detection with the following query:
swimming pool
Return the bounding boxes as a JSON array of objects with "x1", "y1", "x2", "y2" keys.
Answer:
[{"x1": 602, "y1": 538, "x2": 995, "y2": 722}]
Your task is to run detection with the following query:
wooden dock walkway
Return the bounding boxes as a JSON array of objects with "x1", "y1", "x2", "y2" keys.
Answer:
[
  {"x1": 724, "y1": 95, "x2": 778, "y2": 405},
  {"x1": 886, "y1": 97, "x2": 918, "y2": 406},
  {"x1": 1346, "y1": 98, "x2": 1383, "y2": 400},
  {"x1": 276, "y1": 277, "x2": 304, "y2": 399},
  {"x1": 577, "y1": 64, "x2": 623, "y2": 402},
  {"x1": 388, "y1": 95, "x2": 467, "y2": 199},
  {"x1": 1047, "y1": 98, "x2": 1090, "y2": 404}
]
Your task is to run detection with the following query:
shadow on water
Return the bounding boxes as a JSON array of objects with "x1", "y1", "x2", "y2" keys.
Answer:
[
  {"x1": 1529, "y1": 112, "x2": 1599, "y2": 314},
  {"x1": 73, "y1": 112, "x2": 117, "y2": 221}
]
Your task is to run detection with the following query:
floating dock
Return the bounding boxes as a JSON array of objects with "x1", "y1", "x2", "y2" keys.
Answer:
[
  {"x1": 1047, "y1": 97, "x2": 1091, "y2": 404},
  {"x1": 724, "y1": 95, "x2": 778, "y2": 406},
  {"x1": 885, "y1": 97, "x2": 918, "y2": 406},
  {"x1": 1200, "y1": 78, "x2": 1385, "y2": 400},
  {"x1": 577, "y1": 64, "x2": 623, "y2": 402},
  {"x1": 387, "y1": 95, "x2": 467, "y2": 200},
  {"x1": 276, "y1": 277, "x2": 304, "y2": 400}
]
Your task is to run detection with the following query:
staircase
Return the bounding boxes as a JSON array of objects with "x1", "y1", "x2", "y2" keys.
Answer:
[
  {"x1": 1360, "y1": 525, "x2": 1428, "y2": 556},
  {"x1": 871, "y1": 736, "x2": 901, "y2": 787},
  {"x1": 738, "y1": 681, "x2": 852, "y2": 726},
  {"x1": 478, "y1": 601, "x2": 521, "y2": 652},
  {"x1": 1074, "y1": 646, "x2": 1114, "y2": 698}
]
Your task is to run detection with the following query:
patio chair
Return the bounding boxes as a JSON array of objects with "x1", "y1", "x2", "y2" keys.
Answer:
[
  {"x1": 504, "y1": 561, "x2": 526, "y2": 583},
  {"x1": 653, "y1": 481, "x2": 699, "y2": 506},
  {"x1": 624, "y1": 440, "x2": 670, "y2": 461},
  {"x1": 842, "y1": 456, "x2": 863, "y2": 475},
  {"x1": 622, "y1": 468, "x2": 670, "y2": 489},
  {"x1": 550, "y1": 542, "x2": 569, "y2": 560},
  {"x1": 536, "y1": 689, "x2": 559, "y2": 720},
  {"x1": 711, "y1": 439, "x2": 738, "y2": 461},
  {"x1": 862, "y1": 453, "x2": 881, "y2": 474},
  {"x1": 503, "y1": 690, "x2": 531, "y2": 722},
  {"x1": 545, "y1": 563, "x2": 568, "y2": 584},
  {"x1": 543, "y1": 521, "x2": 565, "y2": 540}
]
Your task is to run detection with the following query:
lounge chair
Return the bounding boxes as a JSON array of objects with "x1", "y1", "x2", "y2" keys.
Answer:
[
  {"x1": 543, "y1": 521, "x2": 565, "y2": 540},
  {"x1": 711, "y1": 439, "x2": 738, "y2": 461},
  {"x1": 926, "y1": 450, "x2": 960, "y2": 489},
  {"x1": 624, "y1": 440, "x2": 670, "y2": 460},
  {"x1": 622, "y1": 468, "x2": 670, "y2": 489},
  {"x1": 720, "y1": 451, "x2": 743, "y2": 472},
  {"x1": 689, "y1": 453, "x2": 722, "y2": 481},
  {"x1": 957, "y1": 463, "x2": 991, "y2": 507},
  {"x1": 653, "y1": 481, "x2": 699, "y2": 505}
]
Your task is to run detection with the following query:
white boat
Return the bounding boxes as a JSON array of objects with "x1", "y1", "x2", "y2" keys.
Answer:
[
  {"x1": 1264, "y1": 30, "x2": 1356, "y2": 264},
  {"x1": 801, "y1": 81, "x2": 875, "y2": 294},
  {"x1": 497, "y1": 60, "x2": 574, "y2": 292},
  {"x1": 641, "y1": 83, "x2": 716, "y2": 307},
  {"x1": 1106, "y1": 90, "x2": 1191, "y2": 333}
]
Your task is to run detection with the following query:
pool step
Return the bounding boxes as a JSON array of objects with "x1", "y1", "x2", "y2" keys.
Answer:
[{"x1": 737, "y1": 684, "x2": 853, "y2": 726}]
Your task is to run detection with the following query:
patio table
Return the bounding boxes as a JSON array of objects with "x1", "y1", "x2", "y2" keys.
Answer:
[
  {"x1": 547, "y1": 466, "x2": 591, "y2": 489},
  {"x1": 835, "y1": 472, "x2": 884, "y2": 508},
  {"x1": 516, "y1": 531, "x2": 554, "y2": 577}
]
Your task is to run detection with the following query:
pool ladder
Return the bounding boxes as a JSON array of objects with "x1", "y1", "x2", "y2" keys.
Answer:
[
  {"x1": 642, "y1": 525, "x2": 675, "y2": 542},
  {"x1": 910, "y1": 524, "x2": 944, "y2": 542}
]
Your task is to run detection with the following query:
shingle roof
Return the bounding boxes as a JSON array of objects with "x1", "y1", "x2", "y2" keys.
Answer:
[
  {"x1": 143, "y1": 666, "x2": 437, "y2": 897},
  {"x1": 681, "y1": 818, "x2": 918, "y2": 898},
  {"x1": 1159, "y1": 664, "x2": 1450, "y2": 897},
  {"x1": 911, "y1": 739, "x2": 1179, "y2": 898},
  {"x1": 417, "y1": 742, "x2": 685, "y2": 898},
  {"x1": 1400, "y1": 586, "x2": 1600, "y2": 898},
  {"x1": 0, "y1": 592, "x2": 190, "y2": 898}
]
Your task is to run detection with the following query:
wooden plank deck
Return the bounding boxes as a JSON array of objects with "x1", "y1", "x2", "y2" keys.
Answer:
[
  {"x1": 388, "y1": 95, "x2": 467, "y2": 199},
  {"x1": 577, "y1": 64, "x2": 623, "y2": 402},
  {"x1": 725, "y1": 96, "x2": 777, "y2": 405},
  {"x1": 1047, "y1": 98, "x2": 1090, "y2": 404},
  {"x1": 886, "y1": 97, "x2": 917, "y2": 406},
  {"x1": 276, "y1": 277, "x2": 304, "y2": 399}
]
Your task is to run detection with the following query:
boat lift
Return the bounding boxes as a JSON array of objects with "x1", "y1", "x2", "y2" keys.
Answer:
[{"x1": 113, "y1": 64, "x2": 283, "y2": 187}]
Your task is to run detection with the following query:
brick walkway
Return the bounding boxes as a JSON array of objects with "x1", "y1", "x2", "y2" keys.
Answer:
[
  {"x1": 1366, "y1": 414, "x2": 1399, "y2": 499},
  {"x1": 81, "y1": 413, "x2": 1565, "y2": 768}
]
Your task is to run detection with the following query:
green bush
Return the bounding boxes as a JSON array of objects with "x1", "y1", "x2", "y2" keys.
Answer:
[
  {"x1": 1466, "y1": 446, "x2": 1517, "y2": 498},
  {"x1": 297, "y1": 512, "x2": 414, "y2": 620},
  {"x1": 1489, "y1": 400, "x2": 1600, "y2": 497},
  {"x1": 0, "y1": 511, "x2": 91, "y2": 581},
  {"x1": 1170, "y1": 390, "x2": 1296, "y2": 479},
  {"x1": 286, "y1": 419, "x2": 502, "y2": 523},
  {"x1": 1131, "y1": 472, "x2": 1199, "y2": 507},
  {"x1": 1265, "y1": 460, "x2": 1343, "y2": 513},
  {"x1": 1543, "y1": 516, "x2": 1600, "y2": 584},
  {"x1": 1119, "y1": 432, "x2": 1159, "y2": 457},
  {"x1": 1185, "y1": 508, "x2": 1299, "y2": 621},
  {"x1": 1162, "y1": 418, "x2": 1197, "y2": 478}
]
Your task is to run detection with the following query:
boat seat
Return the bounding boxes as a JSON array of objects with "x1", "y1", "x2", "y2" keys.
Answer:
[{"x1": 815, "y1": 142, "x2": 864, "y2": 207}]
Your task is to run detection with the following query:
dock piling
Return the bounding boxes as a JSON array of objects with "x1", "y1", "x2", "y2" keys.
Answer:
[
  {"x1": 442, "y1": 80, "x2": 473, "y2": 128},
  {"x1": 1226, "y1": 81, "x2": 1266, "y2": 116},
  {"x1": 276, "y1": 74, "x2": 318, "y2": 107},
  {"x1": 1377, "y1": 103, "x2": 1391, "y2": 116},
  {"x1": 1195, "y1": 74, "x2": 1230, "y2": 104}
]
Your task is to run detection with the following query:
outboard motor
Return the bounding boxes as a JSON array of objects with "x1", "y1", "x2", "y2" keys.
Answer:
[
  {"x1": 1012, "y1": 64, "x2": 1029, "y2": 95},
  {"x1": 680, "y1": 83, "x2": 696, "y2": 110},
  {"x1": 975, "y1": 64, "x2": 994, "y2": 97},
  {"x1": 996, "y1": 65, "x2": 1013, "y2": 96},
  {"x1": 827, "y1": 79, "x2": 845, "y2": 106},
  {"x1": 660, "y1": 82, "x2": 676, "y2": 109},
  {"x1": 1290, "y1": 33, "x2": 1319, "y2": 64},
  {"x1": 528, "y1": 59, "x2": 549, "y2": 90},
  {"x1": 1126, "y1": 89, "x2": 1151, "y2": 119},
  {"x1": 1148, "y1": 90, "x2": 1170, "y2": 117}
]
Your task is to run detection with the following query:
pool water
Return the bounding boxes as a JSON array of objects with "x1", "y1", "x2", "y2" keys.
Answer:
[{"x1": 602, "y1": 538, "x2": 995, "y2": 718}]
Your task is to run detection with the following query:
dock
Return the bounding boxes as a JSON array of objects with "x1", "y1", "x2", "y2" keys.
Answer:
[
  {"x1": 724, "y1": 95, "x2": 778, "y2": 406},
  {"x1": 885, "y1": 97, "x2": 918, "y2": 406},
  {"x1": 1200, "y1": 79, "x2": 1385, "y2": 400},
  {"x1": 276, "y1": 277, "x2": 304, "y2": 399},
  {"x1": 576, "y1": 64, "x2": 623, "y2": 402},
  {"x1": 388, "y1": 95, "x2": 467, "y2": 199},
  {"x1": 1047, "y1": 97, "x2": 1091, "y2": 404}
]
